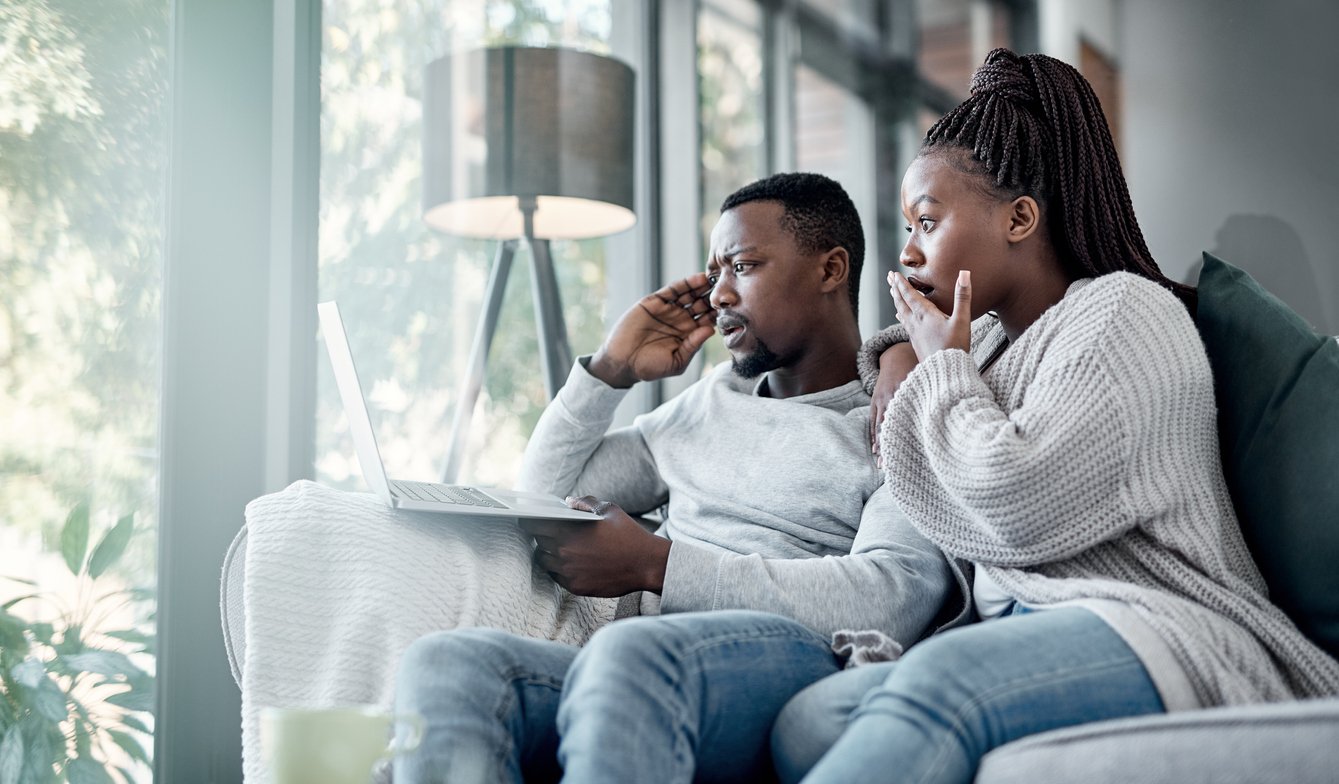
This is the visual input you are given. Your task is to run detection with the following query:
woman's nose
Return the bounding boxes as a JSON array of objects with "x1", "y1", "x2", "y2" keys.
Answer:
[{"x1": 900, "y1": 239, "x2": 924, "y2": 269}]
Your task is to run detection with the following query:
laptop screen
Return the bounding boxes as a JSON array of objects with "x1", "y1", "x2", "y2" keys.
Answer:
[{"x1": 318, "y1": 301, "x2": 393, "y2": 502}]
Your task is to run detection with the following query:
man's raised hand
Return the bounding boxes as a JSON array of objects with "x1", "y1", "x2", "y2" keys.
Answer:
[{"x1": 588, "y1": 273, "x2": 718, "y2": 388}]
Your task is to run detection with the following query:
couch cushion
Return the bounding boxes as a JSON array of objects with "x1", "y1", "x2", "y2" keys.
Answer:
[
  {"x1": 976, "y1": 697, "x2": 1339, "y2": 784},
  {"x1": 1193, "y1": 252, "x2": 1339, "y2": 659}
]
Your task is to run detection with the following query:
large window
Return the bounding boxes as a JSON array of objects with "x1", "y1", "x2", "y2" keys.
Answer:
[
  {"x1": 0, "y1": 1, "x2": 168, "y2": 781},
  {"x1": 315, "y1": 0, "x2": 616, "y2": 490}
]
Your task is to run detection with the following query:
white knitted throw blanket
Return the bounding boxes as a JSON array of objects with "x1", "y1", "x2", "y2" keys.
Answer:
[{"x1": 238, "y1": 480, "x2": 616, "y2": 783}]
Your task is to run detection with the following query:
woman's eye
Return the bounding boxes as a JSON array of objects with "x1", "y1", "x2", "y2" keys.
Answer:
[
  {"x1": 904, "y1": 225, "x2": 912, "y2": 234},
  {"x1": 919, "y1": 218, "x2": 935, "y2": 232}
]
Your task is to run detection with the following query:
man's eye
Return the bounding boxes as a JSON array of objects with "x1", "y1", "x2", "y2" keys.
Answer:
[
  {"x1": 706, "y1": 274, "x2": 719, "y2": 285},
  {"x1": 733, "y1": 262, "x2": 749, "y2": 273}
]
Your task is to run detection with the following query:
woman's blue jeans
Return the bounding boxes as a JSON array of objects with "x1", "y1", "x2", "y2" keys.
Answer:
[
  {"x1": 393, "y1": 610, "x2": 841, "y2": 783},
  {"x1": 775, "y1": 606, "x2": 1166, "y2": 784}
]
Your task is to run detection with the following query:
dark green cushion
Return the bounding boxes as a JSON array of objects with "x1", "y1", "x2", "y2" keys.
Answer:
[{"x1": 1194, "y1": 252, "x2": 1339, "y2": 660}]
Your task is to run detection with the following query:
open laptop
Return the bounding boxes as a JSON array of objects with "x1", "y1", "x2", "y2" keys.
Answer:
[{"x1": 318, "y1": 301, "x2": 598, "y2": 522}]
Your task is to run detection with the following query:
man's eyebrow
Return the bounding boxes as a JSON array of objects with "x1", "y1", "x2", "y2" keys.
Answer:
[{"x1": 715, "y1": 244, "x2": 758, "y2": 261}]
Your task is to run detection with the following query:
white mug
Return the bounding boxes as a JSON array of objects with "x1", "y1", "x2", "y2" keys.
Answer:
[{"x1": 260, "y1": 705, "x2": 423, "y2": 784}]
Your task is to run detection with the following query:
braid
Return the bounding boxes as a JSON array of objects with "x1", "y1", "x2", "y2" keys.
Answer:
[{"x1": 925, "y1": 48, "x2": 1194, "y2": 305}]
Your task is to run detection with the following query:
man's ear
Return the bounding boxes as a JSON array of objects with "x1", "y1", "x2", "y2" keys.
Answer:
[
  {"x1": 1006, "y1": 196, "x2": 1042, "y2": 244},
  {"x1": 819, "y1": 246, "x2": 850, "y2": 293}
]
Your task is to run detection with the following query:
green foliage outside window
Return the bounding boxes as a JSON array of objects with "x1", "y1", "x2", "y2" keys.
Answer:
[{"x1": 1, "y1": 1, "x2": 168, "y2": 781}]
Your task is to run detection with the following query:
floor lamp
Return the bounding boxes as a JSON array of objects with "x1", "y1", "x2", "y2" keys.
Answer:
[{"x1": 422, "y1": 46, "x2": 636, "y2": 483}]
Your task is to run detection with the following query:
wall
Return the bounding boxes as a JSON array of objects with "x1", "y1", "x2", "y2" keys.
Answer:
[{"x1": 1120, "y1": 0, "x2": 1339, "y2": 333}]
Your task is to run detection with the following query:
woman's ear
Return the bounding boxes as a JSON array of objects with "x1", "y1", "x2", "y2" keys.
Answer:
[
  {"x1": 1006, "y1": 196, "x2": 1042, "y2": 244},
  {"x1": 819, "y1": 246, "x2": 850, "y2": 293}
]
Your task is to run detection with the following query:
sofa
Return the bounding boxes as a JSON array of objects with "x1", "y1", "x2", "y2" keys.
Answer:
[{"x1": 222, "y1": 252, "x2": 1339, "y2": 782}]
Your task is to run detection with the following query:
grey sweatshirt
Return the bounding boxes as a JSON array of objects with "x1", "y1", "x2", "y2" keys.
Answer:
[
  {"x1": 517, "y1": 357, "x2": 951, "y2": 644},
  {"x1": 858, "y1": 272, "x2": 1339, "y2": 707}
]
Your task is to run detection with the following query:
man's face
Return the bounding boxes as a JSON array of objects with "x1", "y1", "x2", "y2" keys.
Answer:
[{"x1": 706, "y1": 201, "x2": 822, "y2": 378}]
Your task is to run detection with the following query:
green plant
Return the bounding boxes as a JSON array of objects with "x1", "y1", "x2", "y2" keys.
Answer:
[{"x1": 0, "y1": 502, "x2": 155, "y2": 784}]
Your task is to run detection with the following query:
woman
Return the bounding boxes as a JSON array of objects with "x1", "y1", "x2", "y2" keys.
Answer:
[{"x1": 773, "y1": 48, "x2": 1339, "y2": 783}]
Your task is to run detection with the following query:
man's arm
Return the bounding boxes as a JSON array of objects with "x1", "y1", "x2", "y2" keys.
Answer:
[
  {"x1": 518, "y1": 274, "x2": 718, "y2": 596},
  {"x1": 516, "y1": 358, "x2": 667, "y2": 514},
  {"x1": 517, "y1": 272, "x2": 717, "y2": 510},
  {"x1": 657, "y1": 485, "x2": 952, "y2": 642}
]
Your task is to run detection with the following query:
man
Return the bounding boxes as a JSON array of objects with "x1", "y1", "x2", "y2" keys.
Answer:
[{"x1": 394, "y1": 173, "x2": 951, "y2": 782}]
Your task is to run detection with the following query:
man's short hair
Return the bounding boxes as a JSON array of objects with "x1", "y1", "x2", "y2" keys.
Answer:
[{"x1": 720, "y1": 172, "x2": 865, "y2": 319}]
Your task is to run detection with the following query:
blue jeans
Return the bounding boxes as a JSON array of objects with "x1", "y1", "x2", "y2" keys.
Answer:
[
  {"x1": 393, "y1": 610, "x2": 841, "y2": 783},
  {"x1": 775, "y1": 607, "x2": 1166, "y2": 784}
]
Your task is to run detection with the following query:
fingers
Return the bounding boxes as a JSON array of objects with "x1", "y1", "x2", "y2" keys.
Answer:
[
  {"x1": 565, "y1": 494, "x2": 601, "y2": 512},
  {"x1": 868, "y1": 402, "x2": 877, "y2": 450},
  {"x1": 647, "y1": 277, "x2": 717, "y2": 329},
  {"x1": 951, "y1": 270, "x2": 971, "y2": 324},
  {"x1": 888, "y1": 271, "x2": 910, "y2": 320},
  {"x1": 657, "y1": 274, "x2": 715, "y2": 309},
  {"x1": 680, "y1": 322, "x2": 718, "y2": 356},
  {"x1": 564, "y1": 495, "x2": 621, "y2": 517}
]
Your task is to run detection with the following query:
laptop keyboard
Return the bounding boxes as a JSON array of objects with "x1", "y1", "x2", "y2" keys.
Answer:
[{"x1": 390, "y1": 480, "x2": 508, "y2": 509}]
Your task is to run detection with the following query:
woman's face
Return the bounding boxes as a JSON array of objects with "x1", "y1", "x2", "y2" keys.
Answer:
[{"x1": 897, "y1": 152, "x2": 1019, "y2": 318}]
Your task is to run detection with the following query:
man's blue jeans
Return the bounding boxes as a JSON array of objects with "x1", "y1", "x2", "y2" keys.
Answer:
[
  {"x1": 393, "y1": 610, "x2": 841, "y2": 783},
  {"x1": 775, "y1": 606, "x2": 1166, "y2": 784}
]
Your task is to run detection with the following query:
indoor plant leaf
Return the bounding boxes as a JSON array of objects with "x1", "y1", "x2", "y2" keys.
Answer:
[
  {"x1": 103, "y1": 685, "x2": 153, "y2": 713},
  {"x1": 31, "y1": 679, "x2": 66, "y2": 724},
  {"x1": 27, "y1": 624, "x2": 54, "y2": 647},
  {"x1": 104, "y1": 732, "x2": 147, "y2": 766},
  {"x1": 0, "y1": 596, "x2": 40, "y2": 612},
  {"x1": 21, "y1": 697, "x2": 63, "y2": 783},
  {"x1": 86, "y1": 515, "x2": 133, "y2": 580},
  {"x1": 0, "y1": 612, "x2": 27, "y2": 657},
  {"x1": 60, "y1": 653, "x2": 144, "y2": 681},
  {"x1": 65, "y1": 757, "x2": 115, "y2": 784},
  {"x1": 116, "y1": 715, "x2": 149, "y2": 735},
  {"x1": 59, "y1": 503, "x2": 91, "y2": 576},
  {"x1": 8, "y1": 661, "x2": 44, "y2": 690},
  {"x1": 0, "y1": 727, "x2": 23, "y2": 784},
  {"x1": 100, "y1": 630, "x2": 152, "y2": 650}
]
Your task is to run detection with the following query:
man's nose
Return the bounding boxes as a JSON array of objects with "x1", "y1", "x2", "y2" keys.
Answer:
[{"x1": 709, "y1": 277, "x2": 735, "y2": 309}]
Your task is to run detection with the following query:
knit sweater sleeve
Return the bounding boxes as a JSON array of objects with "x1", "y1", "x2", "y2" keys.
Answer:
[
  {"x1": 880, "y1": 299, "x2": 1140, "y2": 567},
  {"x1": 857, "y1": 317, "x2": 1004, "y2": 395},
  {"x1": 659, "y1": 484, "x2": 951, "y2": 641},
  {"x1": 517, "y1": 358, "x2": 669, "y2": 516}
]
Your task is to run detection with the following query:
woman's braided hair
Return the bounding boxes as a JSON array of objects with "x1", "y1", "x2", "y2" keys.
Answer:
[{"x1": 925, "y1": 48, "x2": 1195, "y2": 305}]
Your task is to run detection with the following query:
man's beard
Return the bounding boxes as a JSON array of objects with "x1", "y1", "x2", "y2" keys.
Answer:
[{"x1": 730, "y1": 338, "x2": 781, "y2": 379}]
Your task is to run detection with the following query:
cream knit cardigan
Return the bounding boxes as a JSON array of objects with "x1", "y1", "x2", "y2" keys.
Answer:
[{"x1": 859, "y1": 272, "x2": 1339, "y2": 707}]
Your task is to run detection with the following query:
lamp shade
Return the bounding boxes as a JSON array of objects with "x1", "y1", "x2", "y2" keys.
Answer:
[{"x1": 422, "y1": 46, "x2": 636, "y2": 240}]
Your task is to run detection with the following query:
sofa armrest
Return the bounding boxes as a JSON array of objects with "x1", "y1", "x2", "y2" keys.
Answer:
[
  {"x1": 219, "y1": 525, "x2": 248, "y2": 689},
  {"x1": 976, "y1": 698, "x2": 1339, "y2": 784}
]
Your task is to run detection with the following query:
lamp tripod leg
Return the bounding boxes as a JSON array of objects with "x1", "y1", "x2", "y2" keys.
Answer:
[
  {"x1": 529, "y1": 235, "x2": 573, "y2": 400},
  {"x1": 441, "y1": 239, "x2": 516, "y2": 484}
]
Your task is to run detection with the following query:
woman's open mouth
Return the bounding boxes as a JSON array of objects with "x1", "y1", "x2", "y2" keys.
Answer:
[{"x1": 907, "y1": 276, "x2": 935, "y2": 297}]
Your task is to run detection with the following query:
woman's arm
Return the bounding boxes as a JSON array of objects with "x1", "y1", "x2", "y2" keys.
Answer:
[{"x1": 881, "y1": 346, "x2": 1135, "y2": 567}]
